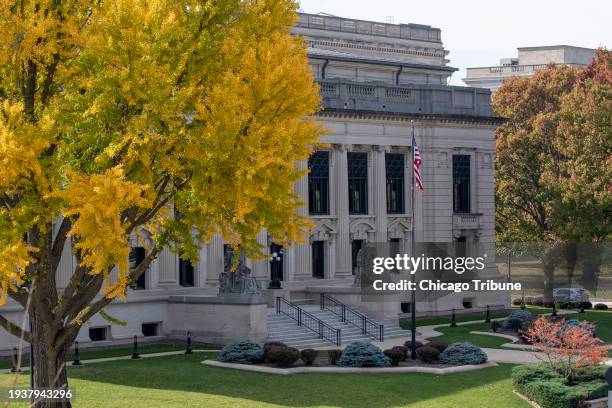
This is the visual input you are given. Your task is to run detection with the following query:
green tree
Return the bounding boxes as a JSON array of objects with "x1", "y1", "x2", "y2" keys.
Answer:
[{"x1": 0, "y1": 1, "x2": 322, "y2": 405}]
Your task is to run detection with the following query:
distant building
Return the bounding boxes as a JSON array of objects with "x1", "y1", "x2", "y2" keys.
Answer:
[{"x1": 463, "y1": 45, "x2": 595, "y2": 91}]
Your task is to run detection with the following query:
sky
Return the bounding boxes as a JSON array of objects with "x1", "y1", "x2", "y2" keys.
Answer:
[{"x1": 297, "y1": 0, "x2": 611, "y2": 85}]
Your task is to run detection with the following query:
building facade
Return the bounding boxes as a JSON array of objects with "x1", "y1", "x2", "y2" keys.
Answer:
[
  {"x1": 0, "y1": 13, "x2": 505, "y2": 351},
  {"x1": 463, "y1": 45, "x2": 595, "y2": 91}
]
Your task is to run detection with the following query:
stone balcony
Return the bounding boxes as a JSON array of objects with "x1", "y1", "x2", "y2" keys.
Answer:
[
  {"x1": 452, "y1": 213, "x2": 482, "y2": 230},
  {"x1": 317, "y1": 79, "x2": 495, "y2": 118},
  {"x1": 465, "y1": 62, "x2": 585, "y2": 79}
]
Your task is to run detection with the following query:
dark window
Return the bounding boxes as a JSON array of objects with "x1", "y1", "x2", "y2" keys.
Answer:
[
  {"x1": 142, "y1": 323, "x2": 159, "y2": 337},
  {"x1": 456, "y1": 236, "x2": 467, "y2": 258},
  {"x1": 89, "y1": 327, "x2": 107, "y2": 342},
  {"x1": 462, "y1": 299, "x2": 474, "y2": 309},
  {"x1": 351, "y1": 240, "x2": 363, "y2": 274},
  {"x1": 312, "y1": 241, "x2": 325, "y2": 279},
  {"x1": 308, "y1": 151, "x2": 330, "y2": 215},
  {"x1": 385, "y1": 153, "x2": 405, "y2": 214},
  {"x1": 129, "y1": 247, "x2": 146, "y2": 290},
  {"x1": 348, "y1": 152, "x2": 368, "y2": 214},
  {"x1": 179, "y1": 258, "x2": 195, "y2": 287},
  {"x1": 401, "y1": 302, "x2": 412, "y2": 313},
  {"x1": 453, "y1": 155, "x2": 471, "y2": 213},
  {"x1": 270, "y1": 243, "x2": 284, "y2": 281}
]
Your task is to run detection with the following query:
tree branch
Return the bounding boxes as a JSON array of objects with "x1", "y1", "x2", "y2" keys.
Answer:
[{"x1": 0, "y1": 314, "x2": 31, "y2": 343}]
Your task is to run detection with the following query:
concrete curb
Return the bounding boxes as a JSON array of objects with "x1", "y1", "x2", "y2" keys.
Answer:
[
  {"x1": 201, "y1": 359, "x2": 499, "y2": 375},
  {"x1": 469, "y1": 331, "x2": 519, "y2": 341}
]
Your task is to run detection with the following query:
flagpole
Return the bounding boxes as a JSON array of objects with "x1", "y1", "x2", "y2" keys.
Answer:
[{"x1": 410, "y1": 120, "x2": 417, "y2": 360}]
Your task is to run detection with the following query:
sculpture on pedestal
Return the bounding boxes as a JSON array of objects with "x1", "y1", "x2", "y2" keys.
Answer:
[{"x1": 218, "y1": 246, "x2": 261, "y2": 295}]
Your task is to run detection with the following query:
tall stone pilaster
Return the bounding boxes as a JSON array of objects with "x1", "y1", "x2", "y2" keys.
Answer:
[
  {"x1": 206, "y1": 235, "x2": 224, "y2": 287},
  {"x1": 294, "y1": 159, "x2": 311, "y2": 278},
  {"x1": 334, "y1": 144, "x2": 351, "y2": 276},
  {"x1": 373, "y1": 146, "x2": 389, "y2": 242}
]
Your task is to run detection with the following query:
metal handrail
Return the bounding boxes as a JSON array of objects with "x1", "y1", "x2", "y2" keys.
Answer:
[
  {"x1": 320, "y1": 293, "x2": 384, "y2": 341},
  {"x1": 276, "y1": 297, "x2": 341, "y2": 346}
]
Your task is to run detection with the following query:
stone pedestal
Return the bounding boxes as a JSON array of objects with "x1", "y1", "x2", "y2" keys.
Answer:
[
  {"x1": 264, "y1": 288, "x2": 288, "y2": 308},
  {"x1": 167, "y1": 295, "x2": 267, "y2": 345}
]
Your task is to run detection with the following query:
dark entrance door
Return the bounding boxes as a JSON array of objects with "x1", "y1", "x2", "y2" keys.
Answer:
[
  {"x1": 351, "y1": 239, "x2": 363, "y2": 275},
  {"x1": 312, "y1": 241, "x2": 325, "y2": 279},
  {"x1": 270, "y1": 243, "x2": 284, "y2": 282}
]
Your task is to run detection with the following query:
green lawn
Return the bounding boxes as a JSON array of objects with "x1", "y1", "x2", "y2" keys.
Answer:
[
  {"x1": 0, "y1": 353, "x2": 528, "y2": 408},
  {"x1": 0, "y1": 343, "x2": 209, "y2": 370}
]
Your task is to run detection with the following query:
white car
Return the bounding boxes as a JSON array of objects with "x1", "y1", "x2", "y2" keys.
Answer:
[{"x1": 553, "y1": 288, "x2": 590, "y2": 302}]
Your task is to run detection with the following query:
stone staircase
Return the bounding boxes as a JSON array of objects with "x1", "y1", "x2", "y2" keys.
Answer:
[{"x1": 266, "y1": 300, "x2": 411, "y2": 349}]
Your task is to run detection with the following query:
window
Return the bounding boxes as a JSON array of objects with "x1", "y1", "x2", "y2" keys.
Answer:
[
  {"x1": 389, "y1": 238, "x2": 401, "y2": 257},
  {"x1": 142, "y1": 323, "x2": 159, "y2": 337},
  {"x1": 348, "y1": 152, "x2": 368, "y2": 214},
  {"x1": 385, "y1": 153, "x2": 405, "y2": 214},
  {"x1": 351, "y1": 240, "x2": 363, "y2": 274},
  {"x1": 453, "y1": 155, "x2": 471, "y2": 213},
  {"x1": 312, "y1": 241, "x2": 325, "y2": 279},
  {"x1": 129, "y1": 247, "x2": 146, "y2": 290},
  {"x1": 89, "y1": 327, "x2": 107, "y2": 342},
  {"x1": 308, "y1": 151, "x2": 329, "y2": 215},
  {"x1": 179, "y1": 258, "x2": 195, "y2": 287}
]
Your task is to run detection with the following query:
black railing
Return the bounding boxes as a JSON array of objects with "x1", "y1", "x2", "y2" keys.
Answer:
[
  {"x1": 276, "y1": 297, "x2": 341, "y2": 346},
  {"x1": 320, "y1": 294, "x2": 384, "y2": 341}
]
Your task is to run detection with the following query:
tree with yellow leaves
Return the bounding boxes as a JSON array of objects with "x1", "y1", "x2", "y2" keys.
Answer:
[{"x1": 0, "y1": 1, "x2": 322, "y2": 405}]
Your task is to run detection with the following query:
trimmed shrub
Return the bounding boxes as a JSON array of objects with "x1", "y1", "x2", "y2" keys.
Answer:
[
  {"x1": 403, "y1": 340, "x2": 423, "y2": 350},
  {"x1": 425, "y1": 341, "x2": 448, "y2": 353},
  {"x1": 491, "y1": 320, "x2": 501, "y2": 333},
  {"x1": 580, "y1": 301, "x2": 593, "y2": 310},
  {"x1": 267, "y1": 346, "x2": 299, "y2": 367},
  {"x1": 438, "y1": 342, "x2": 487, "y2": 365},
  {"x1": 416, "y1": 346, "x2": 440, "y2": 363},
  {"x1": 503, "y1": 309, "x2": 535, "y2": 331},
  {"x1": 534, "y1": 298, "x2": 544, "y2": 306},
  {"x1": 512, "y1": 365, "x2": 609, "y2": 408},
  {"x1": 383, "y1": 348, "x2": 403, "y2": 366},
  {"x1": 218, "y1": 340, "x2": 263, "y2": 364},
  {"x1": 512, "y1": 298, "x2": 523, "y2": 306},
  {"x1": 594, "y1": 303, "x2": 608, "y2": 310},
  {"x1": 327, "y1": 349, "x2": 342, "y2": 365},
  {"x1": 300, "y1": 349, "x2": 318, "y2": 366},
  {"x1": 338, "y1": 341, "x2": 390, "y2": 368},
  {"x1": 263, "y1": 341, "x2": 287, "y2": 362},
  {"x1": 391, "y1": 345, "x2": 408, "y2": 361}
]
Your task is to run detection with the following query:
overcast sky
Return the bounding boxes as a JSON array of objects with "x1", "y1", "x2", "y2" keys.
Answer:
[{"x1": 297, "y1": 0, "x2": 611, "y2": 85}]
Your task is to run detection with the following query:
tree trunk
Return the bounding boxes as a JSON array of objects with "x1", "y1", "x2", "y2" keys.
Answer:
[{"x1": 30, "y1": 314, "x2": 72, "y2": 408}]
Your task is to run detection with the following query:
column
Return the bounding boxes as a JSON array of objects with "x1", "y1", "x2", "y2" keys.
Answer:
[
  {"x1": 334, "y1": 144, "x2": 351, "y2": 277},
  {"x1": 197, "y1": 243, "x2": 208, "y2": 287},
  {"x1": 294, "y1": 159, "x2": 311, "y2": 277},
  {"x1": 373, "y1": 146, "x2": 388, "y2": 242},
  {"x1": 206, "y1": 235, "x2": 224, "y2": 287},
  {"x1": 157, "y1": 248, "x2": 178, "y2": 286},
  {"x1": 252, "y1": 230, "x2": 269, "y2": 280}
]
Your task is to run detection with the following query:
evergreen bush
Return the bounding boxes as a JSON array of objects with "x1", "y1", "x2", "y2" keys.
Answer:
[
  {"x1": 438, "y1": 342, "x2": 487, "y2": 365},
  {"x1": 218, "y1": 340, "x2": 263, "y2": 364},
  {"x1": 337, "y1": 341, "x2": 390, "y2": 368}
]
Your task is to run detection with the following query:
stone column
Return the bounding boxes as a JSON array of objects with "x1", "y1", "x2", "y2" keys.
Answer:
[
  {"x1": 294, "y1": 159, "x2": 311, "y2": 278},
  {"x1": 334, "y1": 144, "x2": 351, "y2": 277},
  {"x1": 252, "y1": 230, "x2": 269, "y2": 280},
  {"x1": 197, "y1": 244, "x2": 208, "y2": 287},
  {"x1": 373, "y1": 146, "x2": 389, "y2": 242},
  {"x1": 157, "y1": 248, "x2": 178, "y2": 287},
  {"x1": 206, "y1": 235, "x2": 224, "y2": 287}
]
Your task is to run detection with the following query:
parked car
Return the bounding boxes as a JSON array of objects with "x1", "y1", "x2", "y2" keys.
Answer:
[{"x1": 553, "y1": 288, "x2": 590, "y2": 302}]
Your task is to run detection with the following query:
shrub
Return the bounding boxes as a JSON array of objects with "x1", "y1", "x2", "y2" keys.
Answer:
[
  {"x1": 512, "y1": 298, "x2": 522, "y2": 306},
  {"x1": 403, "y1": 340, "x2": 423, "y2": 350},
  {"x1": 218, "y1": 340, "x2": 263, "y2": 364},
  {"x1": 300, "y1": 349, "x2": 318, "y2": 366},
  {"x1": 503, "y1": 309, "x2": 535, "y2": 331},
  {"x1": 525, "y1": 316, "x2": 608, "y2": 382},
  {"x1": 416, "y1": 346, "x2": 440, "y2": 363},
  {"x1": 491, "y1": 320, "x2": 501, "y2": 333},
  {"x1": 513, "y1": 365, "x2": 609, "y2": 408},
  {"x1": 263, "y1": 341, "x2": 287, "y2": 362},
  {"x1": 391, "y1": 345, "x2": 408, "y2": 361},
  {"x1": 338, "y1": 341, "x2": 390, "y2": 368},
  {"x1": 267, "y1": 346, "x2": 300, "y2": 367},
  {"x1": 580, "y1": 301, "x2": 592, "y2": 310},
  {"x1": 525, "y1": 296, "x2": 535, "y2": 305},
  {"x1": 534, "y1": 298, "x2": 544, "y2": 306},
  {"x1": 383, "y1": 348, "x2": 403, "y2": 366},
  {"x1": 594, "y1": 303, "x2": 608, "y2": 310},
  {"x1": 327, "y1": 349, "x2": 342, "y2": 365},
  {"x1": 438, "y1": 342, "x2": 487, "y2": 365},
  {"x1": 425, "y1": 341, "x2": 448, "y2": 353}
]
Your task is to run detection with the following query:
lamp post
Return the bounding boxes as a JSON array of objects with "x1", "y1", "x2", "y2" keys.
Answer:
[{"x1": 268, "y1": 248, "x2": 283, "y2": 289}]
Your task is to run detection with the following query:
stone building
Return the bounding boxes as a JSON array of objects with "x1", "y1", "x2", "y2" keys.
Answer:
[
  {"x1": 0, "y1": 13, "x2": 505, "y2": 351},
  {"x1": 463, "y1": 45, "x2": 595, "y2": 91}
]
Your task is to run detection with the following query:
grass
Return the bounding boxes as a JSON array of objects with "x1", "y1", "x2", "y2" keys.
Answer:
[
  {"x1": 0, "y1": 343, "x2": 209, "y2": 370},
  {"x1": 0, "y1": 353, "x2": 529, "y2": 408}
]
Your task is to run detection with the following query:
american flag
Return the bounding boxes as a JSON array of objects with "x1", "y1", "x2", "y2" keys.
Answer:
[{"x1": 412, "y1": 133, "x2": 424, "y2": 192}]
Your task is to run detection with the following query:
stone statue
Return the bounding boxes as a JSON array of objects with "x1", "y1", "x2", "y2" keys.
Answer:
[
  {"x1": 218, "y1": 247, "x2": 261, "y2": 296},
  {"x1": 353, "y1": 248, "x2": 364, "y2": 287}
]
